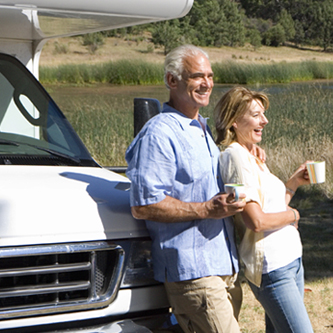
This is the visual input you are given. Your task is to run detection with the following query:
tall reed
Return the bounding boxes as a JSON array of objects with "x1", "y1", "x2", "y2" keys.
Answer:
[
  {"x1": 41, "y1": 60, "x2": 164, "y2": 85},
  {"x1": 41, "y1": 60, "x2": 333, "y2": 85},
  {"x1": 212, "y1": 61, "x2": 333, "y2": 84}
]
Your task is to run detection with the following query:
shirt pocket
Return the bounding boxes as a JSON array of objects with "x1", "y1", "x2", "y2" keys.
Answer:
[{"x1": 184, "y1": 140, "x2": 214, "y2": 181}]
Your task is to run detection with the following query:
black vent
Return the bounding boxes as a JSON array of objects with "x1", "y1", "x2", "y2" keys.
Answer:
[{"x1": 0, "y1": 155, "x2": 78, "y2": 166}]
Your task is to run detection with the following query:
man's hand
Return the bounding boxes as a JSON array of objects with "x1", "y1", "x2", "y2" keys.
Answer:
[
  {"x1": 131, "y1": 193, "x2": 246, "y2": 223},
  {"x1": 205, "y1": 192, "x2": 246, "y2": 219},
  {"x1": 252, "y1": 145, "x2": 266, "y2": 163}
]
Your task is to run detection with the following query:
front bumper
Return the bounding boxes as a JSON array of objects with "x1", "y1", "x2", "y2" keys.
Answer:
[{"x1": 50, "y1": 312, "x2": 182, "y2": 333}]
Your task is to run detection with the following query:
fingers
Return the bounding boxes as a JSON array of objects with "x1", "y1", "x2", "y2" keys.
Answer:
[
  {"x1": 289, "y1": 162, "x2": 312, "y2": 186},
  {"x1": 258, "y1": 148, "x2": 266, "y2": 163},
  {"x1": 226, "y1": 192, "x2": 246, "y2": 203},
  {"x1": 253, "y1": 145, "x2": 266, "y2": 163},
  {"x1": 208, "y1": 193, "x2": 246, "y2": 219}
]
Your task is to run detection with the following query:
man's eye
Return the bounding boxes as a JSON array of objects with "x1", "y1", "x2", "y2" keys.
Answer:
[{"x1": 191, "y1": 75, "x2": 203, "y2": 80}]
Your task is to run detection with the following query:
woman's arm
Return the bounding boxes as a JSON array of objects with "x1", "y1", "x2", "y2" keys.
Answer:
[
  {"x1": 285, "y1": 161, "x2": 311, "y2": 205},
  {"x1": 241, "y1": 201, "x2": 299, "y2": 233}
]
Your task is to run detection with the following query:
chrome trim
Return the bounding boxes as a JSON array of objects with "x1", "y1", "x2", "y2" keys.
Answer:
[
  {"x1": 0, "y1": 241, "x2": 125, "y2": 320},
  {"x1": 0, "y1": 262, "x2": 91, "y2": 277}
]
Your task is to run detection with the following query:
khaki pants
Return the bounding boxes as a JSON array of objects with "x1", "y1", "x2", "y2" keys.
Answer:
[{"x1": 164, "y1": 275, "x2": 242, "y2": 333}]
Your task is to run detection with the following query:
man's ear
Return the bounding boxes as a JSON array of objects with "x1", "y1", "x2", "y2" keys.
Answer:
[{"x1": 166, "y1": 73, "x2": 178, "y2": 89}]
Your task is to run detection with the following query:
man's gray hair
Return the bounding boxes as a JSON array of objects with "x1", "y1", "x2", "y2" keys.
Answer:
[{"x1": 164, "y1": 44, "x2": 209, "y2": 89}]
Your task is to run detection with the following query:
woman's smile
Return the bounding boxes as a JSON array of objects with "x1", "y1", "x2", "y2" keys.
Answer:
[{"x1": 233, "y1": 99, "x2": 268, "y2": 151}]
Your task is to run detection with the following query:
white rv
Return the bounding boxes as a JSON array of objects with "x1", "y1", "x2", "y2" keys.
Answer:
[{"x1": 0, "y1": 1, "x2": 193, "y2": 332}]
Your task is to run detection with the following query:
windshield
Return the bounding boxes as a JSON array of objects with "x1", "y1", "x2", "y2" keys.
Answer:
[{"x1": 0, "y1": 53, "x2": 97, "y2": 166}]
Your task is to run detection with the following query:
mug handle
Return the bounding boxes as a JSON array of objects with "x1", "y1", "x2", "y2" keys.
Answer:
[{"x1": 234, "y1": 187, "x2": 239, "y2": 201}]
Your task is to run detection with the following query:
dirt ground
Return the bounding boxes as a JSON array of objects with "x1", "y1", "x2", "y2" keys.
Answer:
[{"x1": 40, "y1": 36, "x2": 333, "y2": 67}]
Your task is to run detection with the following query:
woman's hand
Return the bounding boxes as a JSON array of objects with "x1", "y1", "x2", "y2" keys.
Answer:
[
  {"x1": 285, "y1": 161, "x2": 312, "y2": 204},
  {"x1": 287, "y1": 161, "x2": 312, "y2": 190}
]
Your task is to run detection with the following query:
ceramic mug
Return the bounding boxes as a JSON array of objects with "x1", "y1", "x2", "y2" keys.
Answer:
[
  {"x1": 224, "y1": 183, "x2": 246, "y2": 201},
  {"x1": 306, "y1": 161, "x2": 325, "y2": 184}
]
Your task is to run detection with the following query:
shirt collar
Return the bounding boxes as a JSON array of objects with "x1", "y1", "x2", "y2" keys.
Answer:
[{"x1": 162, "y1": 102, "x2": 208, "y2": 131}]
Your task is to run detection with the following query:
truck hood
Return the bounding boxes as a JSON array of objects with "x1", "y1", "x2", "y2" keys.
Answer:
[{"x1": 0, "y1": 165, "x2": 148, "y2": 246}]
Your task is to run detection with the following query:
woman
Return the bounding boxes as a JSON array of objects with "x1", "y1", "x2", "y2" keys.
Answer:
[{"x1": 214, "y1": 86, "x2": 313, "y2": 333}]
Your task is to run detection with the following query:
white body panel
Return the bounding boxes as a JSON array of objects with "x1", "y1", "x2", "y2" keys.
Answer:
[{"x1": 0, "y1": 165, "x2": 148, "y2": 247}]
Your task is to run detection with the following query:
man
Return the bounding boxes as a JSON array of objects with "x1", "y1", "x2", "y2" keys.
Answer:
[{"x1": 125, "y1": 44, "x2": 245, "y2": 333}]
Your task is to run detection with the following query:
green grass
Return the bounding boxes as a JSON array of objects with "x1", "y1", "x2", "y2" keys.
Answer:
[
  {"x1": 41, "y1": 60, "x2": 164, "y2": 85},
  {"x1": 212, "y1": 61, "x2": 333, "y2": 84},
  {"x1": 41, "y1": 60, "x2": 333, "y2": 85}
]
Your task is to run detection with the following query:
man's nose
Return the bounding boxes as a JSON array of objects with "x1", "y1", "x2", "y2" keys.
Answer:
[{"x1": 202, "y1": 76, "x2": 214, "y2": 88}]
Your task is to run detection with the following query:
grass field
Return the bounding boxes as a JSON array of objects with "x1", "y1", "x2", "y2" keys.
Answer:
[
  {"x1": 40, "y1": 37, "x2": 333, "y2": 85},
  {"x1": 42, "y1": 37, "x2": 333, "y2": 333},
  {"x1": 40, "y1": 37, "x2": 333, "y2": 67}
]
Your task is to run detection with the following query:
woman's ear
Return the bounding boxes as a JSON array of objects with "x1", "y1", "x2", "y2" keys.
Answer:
[{"x1": 232, "y1": 122, "x2": 238, "y2": 129}]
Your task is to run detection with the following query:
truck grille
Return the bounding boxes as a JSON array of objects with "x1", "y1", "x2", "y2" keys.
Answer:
[{"x1": 0, "y1": 242, "x2": 124, "y2": 320}]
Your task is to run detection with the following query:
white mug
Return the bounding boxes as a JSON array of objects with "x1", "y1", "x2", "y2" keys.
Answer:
[
  {"x1": 224, "y1": 183, "x2": 245, "y2": 201},
  {"x1": 306, "y1": 161, "x2": 325, "y2": 184}
]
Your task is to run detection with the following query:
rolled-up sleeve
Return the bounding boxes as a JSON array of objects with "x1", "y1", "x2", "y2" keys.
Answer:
[{"x1": 126, "y1": 131, "x2": 176, "y2": 207}]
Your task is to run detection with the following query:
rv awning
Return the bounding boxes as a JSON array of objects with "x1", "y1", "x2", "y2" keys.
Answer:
[{"x1": 0, "y1": 0, "x2": 193, "y2": 40}]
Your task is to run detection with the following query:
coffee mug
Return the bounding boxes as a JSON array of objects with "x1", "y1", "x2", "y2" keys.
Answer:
[
  {"x1": 306, "y1": 161, "x2": 325, "y2": 184},
  {"x1": 224, "y1": 183, "x2": 245, "y2": 201}
]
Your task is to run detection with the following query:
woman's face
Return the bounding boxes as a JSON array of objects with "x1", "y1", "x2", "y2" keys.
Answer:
[{"x1": 233, "y1": 99, "x2": 268, "y2": 150}]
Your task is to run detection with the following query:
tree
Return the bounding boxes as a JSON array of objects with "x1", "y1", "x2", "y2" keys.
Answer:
[
  {"x1": 293, "y1": 19, "x2": 305, "y2": 46},
  {"x1": 188, "y1": 0, "x2": 246, "y2": 47},
  {"x1": 278, "y1": 9, "x2": 296, "y2": 42},
  {"x1": 189, "y1": 0, "x2": 222, "y2": 46},
  {"x1": 222, "y1": 2, "x2": 246, "y2": 46},
  {"x1": 263, "y1": 24, "x2": 286, "y2": 46},
  {"x1": 81, "y1": 33, "x2": 105, "y2": 54},
  {"x1": 151, "y1": 20, "x2": 182, "y2": 55},
  {"x1": 311, "y1": 0, "x2": 333, "y2": 51},
  {"x1": 248, "y1": 28, "x2": 262, "y2": 50}
]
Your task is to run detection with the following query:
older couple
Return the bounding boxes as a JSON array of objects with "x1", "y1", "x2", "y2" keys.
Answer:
[{"x1": 125, "y1": 44, "x2": 313, "y2": 333}]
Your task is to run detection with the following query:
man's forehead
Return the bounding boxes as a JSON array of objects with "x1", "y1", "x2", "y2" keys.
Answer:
[{"x1": 182, "y1": 54, "x2": 213, "y2": 74}]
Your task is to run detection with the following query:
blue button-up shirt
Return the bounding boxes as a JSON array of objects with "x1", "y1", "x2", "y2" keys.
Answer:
[{"x1": 125, "y1": 103, "x2": 239, "y2": 282}]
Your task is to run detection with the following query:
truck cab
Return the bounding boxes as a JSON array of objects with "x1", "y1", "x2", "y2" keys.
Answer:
[{"x1": 0, "y1": 1, "x2": 192, "y2": 331}]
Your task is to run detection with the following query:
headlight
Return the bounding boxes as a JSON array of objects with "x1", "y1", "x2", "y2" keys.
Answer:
[{"x1": 121, "y1": 240, "x2": 159, "y2": 288}]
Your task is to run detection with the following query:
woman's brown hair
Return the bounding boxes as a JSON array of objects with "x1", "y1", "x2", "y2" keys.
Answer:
[{"x1": 214, "y1": 86, "x2": 269, "y2": 146}]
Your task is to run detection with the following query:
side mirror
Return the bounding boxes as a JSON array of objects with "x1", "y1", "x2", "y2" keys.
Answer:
[{"x1": 133, "y1": 98, "x2": 161, "y2": 137}]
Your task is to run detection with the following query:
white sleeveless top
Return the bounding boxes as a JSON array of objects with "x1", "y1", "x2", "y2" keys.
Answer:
[{"x1": 219, "y1": 142, "x2": 302, "y2": 287}]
